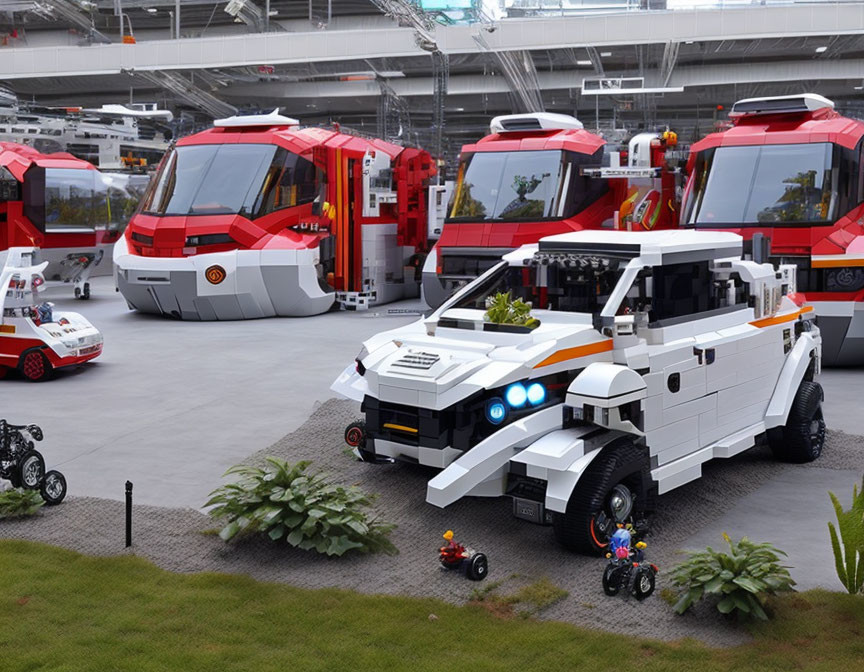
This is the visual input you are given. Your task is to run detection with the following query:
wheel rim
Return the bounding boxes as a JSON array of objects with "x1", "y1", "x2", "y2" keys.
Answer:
[
  {"x1": 23, "y1": 352, "x2": 44, "y2": 380},
  {"x1": 346, "y1": 428, "x2": 362, "y2": 446},
  {"x1": 639, "y1": 573, "x2": 652, "y2": 593},
  {"x1": 22, "y1": 456, "x2": 42, "y2": 487},
  {"x1": 44, "y1": 473, "x2": 63, "y2": 499},
  {"x1": 608, "y1": 484, "x2": 634, "y2": 523}
]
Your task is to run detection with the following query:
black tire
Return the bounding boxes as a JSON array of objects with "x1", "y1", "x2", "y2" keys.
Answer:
[
  {"x1": 768, "y1": 381, "x2": 826, "y2": 464},
  {"x1": 552, "y1": 440, "x2": 651, "y2": 555},
  {"x1": 602, "y1": 564, "x2": 622, "y2": 596},
  {"x1": 40, "y1": 470, "x2": 67, "y2": 505},
  {"x1": 83, "y1": 282, "x2": 91, "y2": 300},
  {"x1": 19, "y1": 349, "x2": 53, "y2": 382},
  {"x1": 18, "y1": 450, "x2": 45, "y2": 490},
  {"x1": 344, "y1": 421, "x2": 378, "y2": 463},
  {"x1": 465, "y1": 553, "x2": 488, "y2": 581},
  {"x1": 632, "y1": 566, "x2": 656, "y2": 601}
]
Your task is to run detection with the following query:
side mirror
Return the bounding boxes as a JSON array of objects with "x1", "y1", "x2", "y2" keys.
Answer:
[{"x1": 614, "y1": 314, "x2": 635, "y2": 336}]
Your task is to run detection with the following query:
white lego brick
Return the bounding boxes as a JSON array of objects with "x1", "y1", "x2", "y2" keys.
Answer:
[
  {"x1": 716, "y1": 374, "x2": 774, "y2": 415},
  {"x1": 698, "y1": 408, "x2": 718, "y2": 444},
  {"x1": 706, "y1": 368, "x2": 737, "y2": 394},
  {"x1": 711, "y1": 423, "x2": 762, "y2": 459},
  {"x1": 378, "y1": 384, "x2": 420, "y2": 407},
  {"x1": 653, "y1": 436, "x2": 700, "y2": 465},
  {"x1": 657, "y1": 464, "x2": 702, "y2": 495},
  {"x1": 643, "y1": 372, "x2": 664, "y2": 396},
  {"x1": 662, "y1": 379, "x2": 707, "y2": 410},
  {"x1": 663, "y1": 392, "x2": 715, "y2": 426},
  {"x1": 645, "y1": 415, "x2": 699, "y2": 452},
  {"x1": 652, "y1": 445, "x2": 712, "y2": 482},
  {"x1": 646, "y1": 344, "x2": 696, "y2": 371},
  {"x1": 642, "y1": 394, "x2": 664, "y2": 431}
]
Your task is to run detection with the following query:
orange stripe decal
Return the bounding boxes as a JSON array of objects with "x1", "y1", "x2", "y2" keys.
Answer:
[
  {"x1": 534, "y1": 339, "x2": 613, "y2": 369},
  {"x1": 0, "y1": 325, "x2": 15, "y2": 334},
  {"x1": 811, "y1": 258, "x2": 864, "y2": 268},
  {"x1": 749, "y1": 306, "x2": 811, "y2": 329}
]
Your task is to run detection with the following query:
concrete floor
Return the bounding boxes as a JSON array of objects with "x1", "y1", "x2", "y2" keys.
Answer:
[
  {"x1": 1, "y1": 277, "x2": 417, "y2": 508},
  {"x1": 2, "y1": 276, "x2": 862, "y2": 512}
]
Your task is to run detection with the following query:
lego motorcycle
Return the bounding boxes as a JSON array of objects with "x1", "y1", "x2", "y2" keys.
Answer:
[
  {"x1": 602, "y1": 526, "x2": 657, "y2": 600},
  {"x1": 0, "y1": 420, "x2": 67, "y2": 504},
  {"x1": 439, "y1": 530, "x2": 488, "y2": 581}
]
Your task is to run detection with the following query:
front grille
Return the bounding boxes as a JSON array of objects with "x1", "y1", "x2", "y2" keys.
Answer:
[{"x1": 392, "y1": 351, "x2": 440, "y2": 371}]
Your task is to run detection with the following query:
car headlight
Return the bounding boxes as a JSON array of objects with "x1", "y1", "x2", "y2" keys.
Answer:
[{"x1": 485, "y1": 398, "x2": 507, "y2": 425}]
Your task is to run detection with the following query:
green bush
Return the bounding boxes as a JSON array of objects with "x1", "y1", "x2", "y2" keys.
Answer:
[
  {"x1": 0, "y1": 488, "x2": 44, "y2": 519},
  {"x1": 828, "y1": 475, "x2": 864, "y2": 594},
  {"x1": 205, "y1": 458, "x2": 397, "y2": 557},
  {"x1": 484, "y1": 291, "x2": 539, "y2": 329},
  {"x1": 670, "y1": 533, "x2": 795, "y2": 621}
]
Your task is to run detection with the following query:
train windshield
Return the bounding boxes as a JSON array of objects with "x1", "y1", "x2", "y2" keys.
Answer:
[
  {"x1": 140, "y1": 143, "x2": 319, "y2": 218},
  {"x1": 448, "y1": 149, "x2": 607, "y2": 223},
  {"x1": 685, "y1": 143, "x2": 837, "y2": 226}
]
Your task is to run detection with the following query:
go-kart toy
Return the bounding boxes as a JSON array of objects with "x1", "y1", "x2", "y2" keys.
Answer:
[
  {"x1": 0, "y1": 420, "x2": 67, "y2": 505},
  {"x1": 439, "y1": 530, "x2": 488, "y2": 581},
  {"x1": 601, "y1": 525, "x2": 658, "y2": 600}
]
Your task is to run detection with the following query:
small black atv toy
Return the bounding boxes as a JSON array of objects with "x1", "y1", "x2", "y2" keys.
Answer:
[
  {"x1": 0, "y1": 420, "x2": 67, "y2": 505},
  {"x1": 439, "y1": 530, "x2": 488, "y2": 581},
  {"x1": 602, "y1": 526, "x2": 658, "y2": 601}
]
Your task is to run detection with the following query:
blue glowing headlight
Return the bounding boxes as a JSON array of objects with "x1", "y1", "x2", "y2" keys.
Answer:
[
  {"x1": 486, "y1": 398, "x2": 507, "y2": 425},
  {"x1": 505, "y1": 383, "x2": 528, "y2": 408},
  {"x1": 526, "y1": 382, "x2": 546, "y2": 405}
]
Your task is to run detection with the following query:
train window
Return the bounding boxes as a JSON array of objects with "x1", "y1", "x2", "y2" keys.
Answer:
[{"x1": 253, "y1": 148, "x2": 319, "y2": 217}]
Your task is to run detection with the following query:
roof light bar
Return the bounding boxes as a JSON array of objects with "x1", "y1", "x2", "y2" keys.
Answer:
[
  {"x1": 729, "y1": 93, "x2": 834, "y2": 118},
  {"x1": 490, "y1": 112, "x2": 583, "y2": 134},
  {"x1": 214, "y1": 109, "x2": 299, "y2": 128}
]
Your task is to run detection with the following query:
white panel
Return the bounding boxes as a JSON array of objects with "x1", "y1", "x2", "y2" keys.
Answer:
[{"x1": 657, "y1": 464, "x2": 702, "y2": 495}]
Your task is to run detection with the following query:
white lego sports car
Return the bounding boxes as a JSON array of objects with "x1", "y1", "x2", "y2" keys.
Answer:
[{"x1": 333, "y1": 230, "x2": 824, "y2": 554}]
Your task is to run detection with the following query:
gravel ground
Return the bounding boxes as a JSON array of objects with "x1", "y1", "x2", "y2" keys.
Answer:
[{"x1": 2, "y1": 398, "x2": 863, "y2": 648}]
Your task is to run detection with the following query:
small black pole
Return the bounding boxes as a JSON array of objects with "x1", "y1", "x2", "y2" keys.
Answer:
[{"x1": 125, "y1": 480, "x2": 133, "y2": 548}]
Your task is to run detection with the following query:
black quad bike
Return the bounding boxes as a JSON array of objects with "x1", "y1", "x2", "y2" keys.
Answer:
[
  {"x1": 0, "y1": 420, "x2": 67, "y2": 505},
  {"x1": 601, "y1": 527, "x2": 658, "y2": 601}
]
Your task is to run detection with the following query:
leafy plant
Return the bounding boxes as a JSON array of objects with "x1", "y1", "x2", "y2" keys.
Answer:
[
  {"x1": 0, "y1": 488, "x2": 44, "y2": 519},
  {"x1": 828, "y1": 475, "x2": 864, "y2": 594},
  {"x1": 205, "y1": 458, "x2": 397, "y2": 557},
  {"x1": 671, "y1": 533, "x2": 795, "y2": 621},
  {"x1": 484, "y1": 291, "x2": 540, "y2": 329}
]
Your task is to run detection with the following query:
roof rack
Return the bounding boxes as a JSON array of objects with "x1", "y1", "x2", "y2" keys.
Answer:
[
  {"x1": 214, "y1": 109, "x2": 300, "y2": 128},
  {"x1": 730, "y1": 93, "x2": 834, "y2": 118},
  {"x1": 490, "y1": 112, "x2": 583, "y2": 134}
]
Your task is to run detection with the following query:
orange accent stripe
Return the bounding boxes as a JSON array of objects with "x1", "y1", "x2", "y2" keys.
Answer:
[
  {"x1": 749, "y1": 306, "x2": 811, "y2": 329},
  {"x1": 383, "y1": 423, "x2": 418, "y2": 434},
  {"x1": 533, "y1": 339, "x2": 613, "y2": 369},
  {"x1": 811, "y1": 258, "x2": 864, "y2": 268},
  {"x1": 0, "y1": 325, "x2": 15, "y2": 334}
]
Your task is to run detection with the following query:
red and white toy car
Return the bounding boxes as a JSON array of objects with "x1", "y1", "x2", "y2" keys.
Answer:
[{"x1": 0, "y1": 248, "x2": 103, "y2": 381}]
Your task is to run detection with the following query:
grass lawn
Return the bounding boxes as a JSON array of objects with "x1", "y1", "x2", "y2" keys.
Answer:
[{"x1": 1, "y1": 540, "x2": 863, "y2": 671}]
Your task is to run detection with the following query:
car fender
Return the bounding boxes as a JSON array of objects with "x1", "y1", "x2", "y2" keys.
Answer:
[
  {"x1": 530, "y1": 429, "x2": 630, "y2": 514},
  {"x1": 764, "y1": 332, "x2": 820, "y2": 430},
  {"x1": 330, "y1": 364, "x2": 369, "y2": 402}
]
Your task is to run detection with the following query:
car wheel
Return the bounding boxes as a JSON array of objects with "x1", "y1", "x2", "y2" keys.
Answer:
[
  {"x1": 344, "y1": 421, "x2": 377, "y2": 463},
  {"x1": 40, "y1": 470, "x2": 67, "y2": 505},
  {"x1": 769, "y1": 381, "x2": 826, "y2": 463},
  {"x1": 18, "y1": 450, "x2": 45, "y2": 490},
  {"x1": 19, "y1": 349, "x2": 53, "y2": 382},
  {"x1": 632, "y1": 566, "x2": 656, "y2": 601},
  {"x1": 465, "y1": 553, "x2": 488, "y2": 581},
  {"x1": 552, "y1": 440, "x2": 651, "y2": 555}
]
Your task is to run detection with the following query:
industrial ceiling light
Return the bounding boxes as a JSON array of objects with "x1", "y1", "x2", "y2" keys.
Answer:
[
  {"x1": 600, "y1": 51, "x2": 612, "y2": 57},
  {"x1": 576, "y1": 60, "x2": 591, "y2": 66},
  {"x1": 815, "y1": 46, "x2": 828, "y2": 53},
  {"x1": 145, "y1": 8, "x2": 157, "y2": 13}
]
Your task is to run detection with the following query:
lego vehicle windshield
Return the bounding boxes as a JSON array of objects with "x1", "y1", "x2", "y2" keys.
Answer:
[
  {"x1": 448, "y1": 150, "x2": 608, "y2": 223},
  {"x1": 449, "y1": 252, "x2": 628, "y2": 318},
  {"x1": 140, "y1": 143, "x2": 319, "y2": 218},
  {"x1": 684, "y1": 142, "x2": 837, "y2": 226}
]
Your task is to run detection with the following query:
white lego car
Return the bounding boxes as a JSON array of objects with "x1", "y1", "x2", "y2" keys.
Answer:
[{"x1": 333, "y1": 230, "x2": 824, "y2": 554}]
